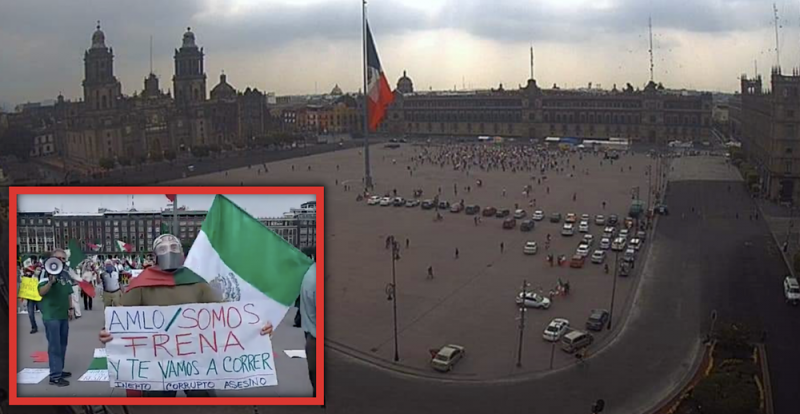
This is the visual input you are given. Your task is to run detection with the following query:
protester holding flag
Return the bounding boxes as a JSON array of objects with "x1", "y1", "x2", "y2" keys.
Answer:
[{"x1": 38, "y1": 248, "x2": 76, "y2": 387}]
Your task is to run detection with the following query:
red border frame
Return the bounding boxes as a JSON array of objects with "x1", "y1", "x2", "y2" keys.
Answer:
[{"x1": 8, "y1": 186, "x2": 324, "y2": 406}]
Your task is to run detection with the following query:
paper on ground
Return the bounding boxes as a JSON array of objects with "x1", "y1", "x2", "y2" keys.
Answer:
[
  {"x1": 93, "y1": 348, "x2": 107, "y2": 358},
  {"x1": 17, "y1": 368, "x2": 50, "y2": 384},
  {"x1": 284, "y1": 350, "x2": 307, "y2": 359},
  {"x1": 79, "y1": 370, "x2": 109, "y2": 382}
]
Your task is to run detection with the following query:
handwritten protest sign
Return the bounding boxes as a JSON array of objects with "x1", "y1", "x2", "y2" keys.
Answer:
[
  {"x1": 18, "y1": 277, "x2": 42, "y2": 301},
  {"x1": 104, "y1": 301, "x2": 276, "y2": 391}
]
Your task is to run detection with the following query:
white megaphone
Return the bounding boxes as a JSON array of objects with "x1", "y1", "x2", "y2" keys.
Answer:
[{"x1": 44, "y1": 257, "x2": 64, "y2": 275}]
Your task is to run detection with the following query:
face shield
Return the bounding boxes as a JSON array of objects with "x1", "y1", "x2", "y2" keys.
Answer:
[{"x1": 153, "y1": 234, "x2": 184, "y2": 271}]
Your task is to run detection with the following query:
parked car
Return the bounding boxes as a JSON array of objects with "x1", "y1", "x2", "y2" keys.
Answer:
[
  {"x1": 566, "y1": 213, "x2": 577, "y2": 223},
  {"x1": 532, "y1": 210, "x2": 545, "y2": 221},
  {"x1": 591, "y1": 250, "x2": 606, "y2": 264},
  {"x1": 582, "y1": 234, "x2": 594, "y2": 246},
  {"x1": 636, "y1": 230, "x2": 647, "y2": 241},
  {"x1": 450, "y1": 203, "x2": 464, "y2": 213},
  {"x1": 503, "y1": 217, "x2": 517, "y2": 229},
  {"x1": 655, "y1": 204, "x2": 669, "y2": 215},
  {"x1": 465, "y1": 204, "x2": 480, "y2": 215},
  {"x1": 629, "y1": 238, "x2": 642, "y2": 251},
  {"x1": 580, "y1": 213, "x2": 591, "y2": 222},
  {"x1": 421, "y1": 199, "x2": 435, "y2": 210},
  {"x1": 520, "y1": 219, "x2": 535, "y2": 232},
  {"x1": 482, "y1": 206, "x2": 498, "y2": 216},
  {"x1": 431, "y1": 344, "x2": 466, "y2": 372},
  {"x1": 599, "y1": 237, "x2": 611, "y2": 250},
  {"x1": 368, "y1": 196, "x2": 381, "y2": 205},
  {"x1": 619, "y1": 262, "x2": 631, "y2": 277},
  {"x1": 619, "y1": 228, "x2": 629, "y2": 239},
  {"x1": 585, "y1": 309, "x2": 610, "y2": 331},
  {"x1": 611, "y1": 237, "x2": 627, "y2": 251},
  {"x1": 578, "y1": 221, "x2": 590, "y2": 233},
  {"x1": 543, "y1": 318, "x2": 570, "y2": 342},
  {"x1": 785, "y1": 276, "x2": 800, "y2": 305},
  {"x1": 577, "y1": 244, "x2": 591, "y2": 257},
  {"x1": 550, "y1": 212, "x2": 562, "y2": 223},
  {"x1": 392, "y1": 197, "x2": 405, "y2": 207},
  {"x1": 405, "y1": 199, "x2": 420, "y2": 207},
  {"x1": 523, "y1": 241, "x2": 538, "y2": 255},
  {"x1": 516, "y1": 291, "x2": 551, "y2": 309},
  {"x1": 624, "y1": 217, "x2": 635, "y2": 229},
  {"x1": 561, "y1": 330, "x2": 594, "y2": 353},
  {"x1": 570, "y1": 254, "x2": 586, "y2": 268},
  {"x1": 438, "y1": 200, "x2": 451, "y2": 209},
  {"x1": 608, "y1": 214, "x2": 619, "y2": 226},
  {"x1": 562, "y1": 223, "x2": 575, "y2": 236},
  {"x1": 380, "y1": 197, "x2": 392, "y2": 206},
  {"x1": 603, "y1": 226, "x2": 616, "y2": 238},
  {"x1": 496, "y1": 209, "x2": 511, "y2": 218},
  {"x1": 514, "y1": 209, "x2": 527, "y2": 219}
]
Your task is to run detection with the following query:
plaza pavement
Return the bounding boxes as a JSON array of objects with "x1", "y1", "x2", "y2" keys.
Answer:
[
  {"x1": 14, "y1": 296, "x2": 313, "y2": 398},
  {"x1": 171, "y1": 143, "x2": 658, "y2": 378}
]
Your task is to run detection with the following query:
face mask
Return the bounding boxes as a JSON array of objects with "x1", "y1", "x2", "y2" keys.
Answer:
[{"x1": 106, "y1": 266, "x2": 115, "y2": 273}]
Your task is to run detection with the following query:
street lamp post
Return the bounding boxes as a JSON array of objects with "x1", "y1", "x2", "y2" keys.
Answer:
[
  {"x1": 646, "y1": 165, "x2": 652, "y2": 212},
  {"x1": 516, "y1": 279, "x2": 529, "y2": 367},
  {"x1": 607, "y1": 251, "x2": 620, "y2": 330},
  {"x1": 385, "y1": 236, "x2": 400, "y2": 362}
]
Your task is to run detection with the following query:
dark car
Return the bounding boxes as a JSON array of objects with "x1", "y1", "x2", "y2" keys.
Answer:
[
  {"x1": 496, "y1": 209, "x2": 511, "y2": 218},
  {"x1": 482, "y1": 206, "x2": 497, "y2": 217},
  {"x1": 520, "y1": 219, "x2": 535, "y2": 232},
  {"x1": 438, "y1": 201, "x2": 451, "y2": 210},
  {"x1": 550, "y1": 212, "x2": 562, "y2": 223},
  {"x1": 586, "y1": 309, "x2": 610, "y2": 331},
  {"x1": 619, "y1": 262, "x2": 631, "y2": 277},
  {"x1": 655, "y1": 204, "x2": 669, "y2": 215},
  {"x1": 502, "y1": 218, "x2": 517, "y2": 229},
  {"x1": 607, "y1": 214, "x2": 619, "y2": 226},
  {"x1": 465, "y1": 205, "x2": 481, "y2": 215},
  {"x1": 421, "y1": 200, "x2": 435, "y2": 210}
]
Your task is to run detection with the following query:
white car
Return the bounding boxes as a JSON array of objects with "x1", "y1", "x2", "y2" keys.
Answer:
[
  {"x1": 516, "y1": 291, "x2": 551, "y2": 309},
  {"x1": 611, "y1": 237, "x2": 627, "y2": 251},
  {"x1": 367, "y1": 196, "x2": 381, "y2": 205},
  {"x1": 577, "y1": 243, "x2": 591, "y2": 257},
  {"x1": 565, "y1": 213, "x2": 577, "y2": 223},
  {"x1": 599, "y1": 237, "x2": 611, "y2": 250},
  {"x1": 636, "y1": 230, "x2": 647, "y2": 241},
  {"x1": 591, "y1": 250, "x2": 606, "y2": 264},
  {"x1": 578, "y1": 221, "x2": 590, "y2": 233},
  {"x1": 514, "y1": 209, "x2": 527, "y2": 219},
  {"x1": 629, "y1": 238, "x2": 642, "y2": 251},
  {"x1": 380, "y1": 197, "x2": 392, "y2": 206},
  {"x1": 532, "y1": 210, "x2": 545, "y2": 221},
  {"x1": 562, "y1": 223, "x2": 575, "y2": 236},
  {"x1": 595, "y1": 215, "x2": 606, "y2": 225},
  {"x1": 582, "y1": 234, "x2": 594, "y2": 246},
  {"x1": 623, "y1": 247, "x2": 636, "y2": 263},
  {"x1": 581, "y1": 213, "x2": 591, "y2": 222},
  {"x1": 603, "y1": 227, "x2": 616, "y2": 238},
  {"x1": 619, "y1": 228, "x2": 629, "y2": 239},
  {"x1": 523, "y1": 241, "x2": 538, "y2": 255},
  {"x1": 543, "y1": 318, "x2": 570, "y2": 342},
  {"x1": 405, "y1": 199, "x2": 420, "y2": 207},
  {"x1": 785, "y1": 276, "x2": 800, "y2": 305}
]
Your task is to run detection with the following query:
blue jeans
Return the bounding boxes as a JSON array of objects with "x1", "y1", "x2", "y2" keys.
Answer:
[
  {"x1": 27, "y1": 301, "x2": 38, "y2": 331},
  {"x1": 43, "y1": 319, "x2": 69, "y2": 380}
]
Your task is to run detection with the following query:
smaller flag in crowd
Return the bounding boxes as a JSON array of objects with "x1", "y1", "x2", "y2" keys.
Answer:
[{"x1": 116, "y1": 240, "x2": 134, "y2": 253}]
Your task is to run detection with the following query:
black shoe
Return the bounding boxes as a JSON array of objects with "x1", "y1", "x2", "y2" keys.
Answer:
[
  {"x1": 61, "y1": 372, "x2": 72, "y2": 378},
  {"x1": 49, "y1": 378, "x2": 70, "y2": 387},
  {"x1": 30, "y1": 329, "x2": 37, "y2": 334}
]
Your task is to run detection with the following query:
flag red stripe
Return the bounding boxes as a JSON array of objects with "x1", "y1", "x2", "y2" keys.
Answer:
[{"x1": 368, "y1": 73, "x2": 394, "y2": 131}]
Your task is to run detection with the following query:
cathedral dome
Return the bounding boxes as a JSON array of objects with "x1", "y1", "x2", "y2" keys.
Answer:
[
  {"x1": 91, "y1": 21, "x2": 106, "y2": 49},
  {"x1": 396, "y1": 70, "x2": 413, "y2": 94},
  {"x1": 182, "y1": 27, "x2": 197, "y2": 48},
  {"x1": 330, "y1": 84, "x2": 343, "y2": 96},
  {"x1": 210, "y1": 72, "x2": 236, "y2": 101}
]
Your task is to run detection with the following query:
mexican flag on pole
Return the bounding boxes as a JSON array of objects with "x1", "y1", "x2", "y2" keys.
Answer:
[
  {"x1": 67, "y1": 239, "x2": 96, "y2": 297},
  {"x1": 116, "y1": 240, "x2": 134, "y2": 253},
  {"x1": 184, "y1": 195, "x2": 314, "y2": 328}
]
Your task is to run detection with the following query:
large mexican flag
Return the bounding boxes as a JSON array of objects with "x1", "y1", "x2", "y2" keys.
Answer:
[{"x1": 183, "y1": 195, "x2": 314, "y2": 329}]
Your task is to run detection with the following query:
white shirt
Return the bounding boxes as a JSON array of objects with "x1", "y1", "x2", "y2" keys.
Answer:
[{"x1": 102, "y1": 270, "x2": 120, "y2": 292}]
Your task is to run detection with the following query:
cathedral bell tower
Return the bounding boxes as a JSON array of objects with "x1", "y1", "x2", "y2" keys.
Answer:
[
  {"x1": 173, "y1": 27, "x2": 207, "y2": 106},
  {"x1": 83, "y1": 21, "x2": 122, "y2": 111}
]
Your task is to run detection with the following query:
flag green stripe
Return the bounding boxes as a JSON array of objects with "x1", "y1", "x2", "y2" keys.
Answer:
[
  {"x1": 172, "y1": 267, "x2": 208, "y2": 286},
  {"x1": 202, "y1": 195, "x2": 312, "y2": 306},
  {"x1": 68, "y1": 239, "x2": 85, "y2": 269}
]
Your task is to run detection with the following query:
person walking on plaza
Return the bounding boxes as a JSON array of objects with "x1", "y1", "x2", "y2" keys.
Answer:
[
  {"x1": 500, "y1": 242, "x2": 505, "y2": 253},
  {"x1": 427, "y1": 266, "x2": 434, "y2": 280},
  {"x1": 38, "y1": 249, "x2": 76, "y2": 387},
  {"x1": 99, "y1": 260, "x2": 122, "y2": 309}
]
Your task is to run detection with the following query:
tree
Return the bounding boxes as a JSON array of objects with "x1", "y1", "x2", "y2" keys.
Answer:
[
  {"x1": 98, "y1": 157, "x2": 115, "y2": 170},
  {"x1": 0, "y1": 123, "x2": 35, "y2": 160},
  {"x1": 163, "y1": 150, "x2": 177, "y2": 161}
]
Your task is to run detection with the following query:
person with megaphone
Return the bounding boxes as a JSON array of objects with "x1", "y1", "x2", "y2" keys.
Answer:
[{"x1": 37, "y1": 248, "x2": 80, "y2": 387}]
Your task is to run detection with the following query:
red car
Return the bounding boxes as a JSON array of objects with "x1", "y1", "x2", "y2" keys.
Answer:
[
  {"x1": 502, "y1": 218, "x2": 517, "y2": 229},
  {"x1": 570, "y1": 254, "x2": 586, "y2": 268},
  {"x1": 482, "y1": 207, "x2": 497, "y2": 217}
]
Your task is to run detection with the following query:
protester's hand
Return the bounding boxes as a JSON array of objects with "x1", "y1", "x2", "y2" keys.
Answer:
[
  {"x1": 260, "y1": 322, "x2": 274, "y2": 337},
  {"x1": 48, "y1": 274, "x2": 56, "y2": 284},
  {"x1": 99, "y1": 328, "x2": 113, "y2": 344},
  {"x1": 68, "y1": 309, "x2": 74, "y2": 321}
]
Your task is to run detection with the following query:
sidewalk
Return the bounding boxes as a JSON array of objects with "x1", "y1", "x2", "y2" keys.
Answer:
[{"x1": 756, "y1": 198, "x2": 799, "y2": 277}]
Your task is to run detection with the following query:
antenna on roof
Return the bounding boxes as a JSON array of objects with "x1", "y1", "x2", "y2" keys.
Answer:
[
  {"x1": 648, "y1": 16, "x2": 654, "y2": 82},
  {"x1": 754, "y1": 59, "x2": 758, "y2": 78},
  {"x1": 530, "y1": 44, "x2": 535, "y2": 80},
  {"x1": 149, "y1": 35, "x2": 153, "y2": 75},
  {"x1": 773, "y1": 3, "x2": 781, "y2": 70}
]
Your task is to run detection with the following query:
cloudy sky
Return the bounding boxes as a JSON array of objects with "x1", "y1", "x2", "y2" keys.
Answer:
[
  {"x1": 18, "y1": 194, "x2": 315, "y2": 218},
  {"x1": 1, "y1": 0, "x2": 798, "y2": 109}
]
